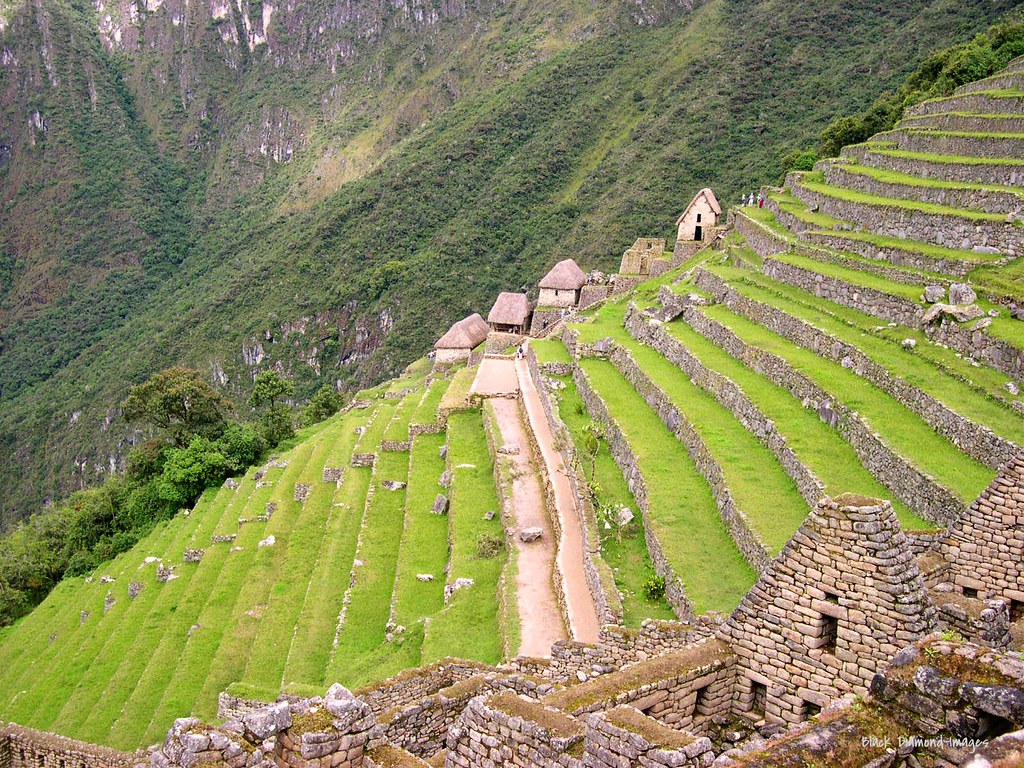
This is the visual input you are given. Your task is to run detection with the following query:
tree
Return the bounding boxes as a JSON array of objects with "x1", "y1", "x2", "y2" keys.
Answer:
[
  {"x1": 156, "y1": 437, "x2": 231, "y2": 507},
  {"x1": 122, "y1": 368, "x2": 232, "y2": 446},
  {"x1": 303, "y1": 384, "x2": 344, "y2": 426},
  {"x1": 248, "y1": 370, "x2": 294, "y2": 410}
]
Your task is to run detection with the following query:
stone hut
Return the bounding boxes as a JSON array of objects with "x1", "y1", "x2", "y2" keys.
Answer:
[
  {"x1": 487, "y1": 292, "x2": 532, "y2": 334},
  {"x1": 537, "y1": 259, "x2": 587, "y2": 309},
  {"x1": 433, "y1": 313, "x2": 490, "y2": 365},
  {"x1": 618, "y1": 238, "x2": 665, "y2": 276},
  {"x1": 939, "y1": 452, "x2": 1024, "y2": 617},
  {"x1": 676, "y1": 188, "x2": 721, "y2": 242},
  {"x1": 719, "y1": 494, "x2": 935, "y2": 725}
]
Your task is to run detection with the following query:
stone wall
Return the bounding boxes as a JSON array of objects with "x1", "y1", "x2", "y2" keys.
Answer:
[
  {"x1": 822, "y1": 161, "x2": 1020, "y2": 215},
  {"x1": 695, "y1": 269, "x2": 1019, "y2": 470},
  {"x1": 523, "y1": 346, "x2": 622, "y2": 626},
  {"x1": 353, "y1": 660, "x2": 491, "y2": 716},
  {"x1": 843, "y1": 141, "x2": 1024, "y2": 187},
  {"x1": 800, "y1": 230, "x2": 976, "y2": 277},
  {"x1": 605, "y1": 342, "x2": 773, "y2": 575},
  {"x1": 218, "y1": 691, "x2": 277, "y2": 720},
  {"x1": 445, "y1": 694, "x2": 585, "y2": 768},
  {"x1": 542, "y1": 638, "x2": 736, "y2": 737},
  {"x1": 683, "y1": 283, "x2": 962, "y2": 527},
  {"x1": 894, "y1": 129, "x2": 1024, "y2": 166},
  {"x1": 762, "y1": 256, "x2": 923, "y2": 328},
  {"x1": 579, "y1": 285, "x2": 613, "y2": 310},
  {"x1": 732, "y1": 211, "x2": 787, "y2": 259},
  {"x1": 582, "y1": 707, "x2": 714, "y2": 768},
  {"x1": 572, "y1": 364, "x2": 691, "y2": 618},
  {"x1": 904, "y1": 88, "x2": 1024, "y2": 119},
  {"x1": 624, "y1": 306, "x2": 825, "y2": 510},
  {"x1": 925, "y1": 314, "x2": 1024, "y2": 384},
  {"x1": 788, "y1": 176, "x2": 1020, "y2": 257},
  {"x1": 900, "y1": 111, "x2": 1024, "y2": 134},
  {"x1": 0, "y1": 726, "x2": 140, "y2": 768},
  {"x1": 941, "y1": 453, "x2": 1024, "y2": 605},
  {"x1": 619, "y1": 239, "x2": 666, "y2": 276},
  {"x1": 721, "y1": 495, "x2": 935, "y2": 725},
  {"x1": 931, "y1": 591, "x2": 1011, "y2": 649}
]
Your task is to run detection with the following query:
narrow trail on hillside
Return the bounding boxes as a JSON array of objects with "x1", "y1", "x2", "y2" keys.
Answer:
[
  {"x1": 516, "y1": 355, "x2": 601, "y2": 644},
  {"x1": 487, "y1": 397, "x2": 567, "y2": 656}
]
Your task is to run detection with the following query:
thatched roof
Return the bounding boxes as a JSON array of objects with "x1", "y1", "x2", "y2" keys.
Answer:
[
  {"x1": 539, "y1": 259, "x2": 587, "y2": 290},
  {"x1": 676, "y1": 188, "x2": 722, "y2": 224},
  {"x1": 435, "y1": 313, "x2": 490, "y2": 350},
  {"x1": 488, "y1": 292, "x2": 532, "y2": 326}
]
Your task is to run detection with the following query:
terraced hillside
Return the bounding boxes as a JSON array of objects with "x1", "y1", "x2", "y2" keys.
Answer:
[
  {"x1": 531, "y1": 57, "x2": 1024, "y2": 620},
  {"x1": 0, "y1": 364, "x2": 515, "y2": 749}
]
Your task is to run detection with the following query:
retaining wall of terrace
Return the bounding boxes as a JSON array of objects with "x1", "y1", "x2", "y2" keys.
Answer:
[
  {"x1": 623, "y1": 306, "x2": 826, "y2": 509},
  {"x1": 523, "y1": 346, "x2": 622, "y2": 625},
  {"x1": 925, "y1": 316, "x2": 1024, "y2": 384},
  {"x1": 686, "y1": 275, "x2": 964, "y2": 527},
  {"x1": 822, "y1": 161, "x2": 1022, "y2": 215},
  {"x1": 694, "y1": 270, "x2": 1018, "y2": 469},
  {"x1": 843, "y1": 142, "x2": 1024, "y2": 187},
  {"x1": 800, "y1": 231, "x2": 977, "y2": 276},
  {"x1": 605, "y1": 343, "x2": 773, "y2": 575},
  {"x1": 762, "y1": 256, "x2": 923, "y2": 328},
  {"x1": 571, "y1": 366, "x2": 691, "y2": 618},
  {"x1": 788, "y1": 177, "x2": 1020, "y2": 256},
  {"x1": 0, "y1": 726, "x2": 140, "y2": 768},
  {"x1": 898, "y1": 112, "x2": 1024, "y2": 133},
  {"x1": 904, "y1": 91, "x2": 1024, "y2": 117},
  {"x1": 894, "y1": 129, "x2": 1024, "y2": 161}
]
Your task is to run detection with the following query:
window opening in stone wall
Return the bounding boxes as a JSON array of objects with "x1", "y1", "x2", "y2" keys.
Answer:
[
  {"x1": 36, "y1": 755, "x2": 44, "y2": 768},
  {"x1": 693, "y1": 684, "x2": 710, "y2": 717},
  {"x1": 751, "y1": 681, "x2": 767, "y2": 716},
  {"x1": 1010, "y1": 599, "x2": 1024, "y2": 622},
  {"x1": 977, "y1": 712, "x2": 1014, "y2": 740},
  {"x1": 802, "y1": 700, "x2": 821, "y2": 718},
  {"x1": 821, "y1": 613, "x2": 838, "y2": 654},
  {"x1": 696, "y1": 213, "x2": 702, "y2": 223},
  {"x1": 59, "y1": 760, "x2": 66, "y2": 768},
  {"x1": 963, "y1": 586, "x2": 979, "y2": 599},
  {"x1": 19, "y1": 749, "x2": 25, "y2": 762},
  {"x1": 824, "y1": 591, "x2": 839, "y2": 604}
]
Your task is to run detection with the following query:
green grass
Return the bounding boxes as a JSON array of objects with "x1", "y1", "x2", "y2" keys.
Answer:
[
  {"x1": 697, "y1": 302, "x2": 995, "y2": 505},
  {"x1": 712, "y1": 262, "x2": 1024, "y2": 411},
  {"x1": 382, "y1": 389, "x2": 421, "y2": 444},
  {"x1": 421, "y1": 410, "x2": 507, "y2": 665},
  {"x1": 832, "y1": 158, "x2": 1024, "y2": 199},
  {"x1": 768, "y1": 189, "x2": 843, "y2": 229},
  {"x1": 704, "y1": 264, "x2": 1024, "y2": 443},
  {"x1": 355, "y1": 399, "x2": 400, "y2": 452},
  {"x1": 970, "y1": 256, "x2": 1024, "y2": 303},
  {"x1": 411, "y1": 377, "x2": 452, "y2": 425},
  {"x1": 328, "y1": 450, "x2": 412, "y2": 687},
  {"x1": 392, "y1": 432, "x2": 449, "y2": 630},
  {"x1": 869, "y1": 146, "x2": 1024, "y2": 166},
  {"x1": 794, "y1": 175, "x2": 1006, "y2": 222},
  {"x1": 771, "y1": 251, "x2": 924, "y2": 303},
  {"x1": 441, "y1": 366, "x2": 478, "y2": 411},
  {"x1": 531, "y1": 338, "x2": 573, "y2": 365},
  {"x1": 577, "y1": 357, "x2": 755, "y2": 614},
  {"x1": 551, "y1": 375, "x2": 675, "y2": 626},
  {"x1": 807, "y1": 227, "x2": 997, "y2": 264},
  {"x1": 660, "y1": 320, "x2": 928, "y2": 529}
]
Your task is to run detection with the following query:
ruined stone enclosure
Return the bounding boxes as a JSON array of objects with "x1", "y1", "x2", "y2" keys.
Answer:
[{"x1": 5, "y1": 56, "x2": 1024, "y2": 768}]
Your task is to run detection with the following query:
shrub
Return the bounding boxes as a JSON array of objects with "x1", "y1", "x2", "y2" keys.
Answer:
[
  {"x1": 303, "y1": 384, "x2": 344, "y2": 426},
  {"x1": 642, "y1": 574, "x2": 665, "y2": 601},
  {"x1": 476, "y1": 533, "x2": 505, "y2": 558}
]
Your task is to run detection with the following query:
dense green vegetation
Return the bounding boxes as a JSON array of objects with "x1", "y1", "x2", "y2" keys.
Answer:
[{"x1": 1, "y1": 0, "x2": 1015, "y2": 526}]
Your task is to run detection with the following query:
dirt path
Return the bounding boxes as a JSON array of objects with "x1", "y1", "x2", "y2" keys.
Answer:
[
  {"x1": 516, "y1": 355, "x2": 601, "y2": 643},
  {"x1": 487, "y1": 398, "x2": 568, "y2": 656},
  {"x1": 471, "y1": 357, "x2": 519, "y2": 398}
]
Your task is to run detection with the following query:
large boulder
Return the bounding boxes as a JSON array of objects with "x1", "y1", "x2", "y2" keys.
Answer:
[
  {"x1": 949, "y1": 282, "x2": 977, "y2": 306},
  {"x1": 923, "y1": 285, "x2": 946, "y2": 304},
  {"x1": 242, "y1": 701, "x2": 291, "y2": 741},
  {"x1": 922, "y1": 303, "x2": 986, "y2": 324}
]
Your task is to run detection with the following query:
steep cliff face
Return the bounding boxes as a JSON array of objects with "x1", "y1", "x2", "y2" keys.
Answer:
[{"x1": 0, "y1": 0, "x2": 1016, "y2": 524}]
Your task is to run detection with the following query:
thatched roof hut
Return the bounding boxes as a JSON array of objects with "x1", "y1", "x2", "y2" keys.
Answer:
[
  {"x1": 539, "y1": 259, "x2": 587, "y2": 291},
  {"x1": 487, "y1": 292, "x2": 532, "y2": 333},
  {"x1": 435, "y1": 313, "x2": 490, "y2": 350}
]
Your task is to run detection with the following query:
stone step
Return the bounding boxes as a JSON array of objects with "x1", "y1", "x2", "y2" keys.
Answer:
[
  {"x1": 821, "y1": 159, "x2": 1023, "y2": 215},
  {"x1": 785, "y1": 174, "x2": 1019, "y2": 257},
  {"x1": 876, "y1": 127, "x2": 1024, "y2": 161},
  {"x1": 898, "y1": 112, "x2": 1024, "y2": 134},
  {"x1": 956, "y1": 71, "x2": 1024, "y2": 95},
  {"x1": 905, "y1": 91, "x2": 1024, "y2": 118},
  {"x1": 841, "y1": 143, "x2": 1024, "y2": 187}
]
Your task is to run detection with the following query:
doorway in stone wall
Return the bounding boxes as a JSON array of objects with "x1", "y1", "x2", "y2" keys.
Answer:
[{"x1": 694, "y1": 225, "x2": 703, "y2": 241}]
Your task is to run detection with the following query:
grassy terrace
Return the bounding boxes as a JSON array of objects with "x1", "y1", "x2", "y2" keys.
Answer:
[
  {"x1": 705, "y1": 264, "x2": 1024, "y2": 438},
  {"x1": 770, "y1": 251, "x2": 924, "y2": 302},
  {"x1": 354, "y1": 398, "x2": 399, "y2": 453},
  {"x1": 382, "y1": 389, "x2": 421, "y2": 444},
  {"x1": 868, "y1": 145, "x2": 1024, "y2": 166},
  {"x1": 661, "y1": 320, "x2": 927, "y2": 529},
  {"x1": 695, "y1": 301, "x2": 995, "y2": 505},
  {"x1": 768, "y1": 189, "x2": 842, "y2": 229},
  {"x1": 392, "y1": 432, "x2": 449, "y2": 632},
  {"x1": 832, "y1": 158, "x2": 1024, "y2": 199},
  {"x1": 421, "y1": 410, "x2": 507, "y2": 665},
  {"x1": 551, "y1": 374, "x2": 675, "y2": 626},
  {"x1": 593, "y1": 302, "x2": 810, "y2": 553},
  {"x1": 971, "y1": 256, "x2": 1024, "y2": 303},
  {"x1": 411, "y1": 377, "x2": 451, "y2": 425},
  {"x1": 532, "y1": 337, "x2": 573, "y2": 365},
  {"x1": 328, "y1": 450, "x2": 413, "y2": 688},
  {"x1": 577, "y1": 356, "x2": 755, "y2": 614},
  {"x1": 808, "y1": 227, "x2": 999, "y2": 264},
  {"x1": 793, "y1": 174, "x2": 1007, "y2": 222}
]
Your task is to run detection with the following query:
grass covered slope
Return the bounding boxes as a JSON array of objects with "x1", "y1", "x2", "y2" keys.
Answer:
[
  {"x1": 0, "y1": 368, "x2": 511, "y2": 748},
  {"x1": 2, "y1": 0, "x2": 1016, "y2": 527}
]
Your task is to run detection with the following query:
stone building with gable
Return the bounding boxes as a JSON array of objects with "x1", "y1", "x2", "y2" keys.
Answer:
[
  {"x1": 537, "y1": 259, "x2": 587, "y2": 309},
  {"x1": 432, "y1": 313, "x2": 490, "y2": 365},
  {"x1": 676, "y1": 187, "x2": 721, "y2": 243},
  {"x1": 487, "y1": 292, "x2": 532, "y2": 334}
]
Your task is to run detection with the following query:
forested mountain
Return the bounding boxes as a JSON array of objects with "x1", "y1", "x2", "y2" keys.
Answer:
[{"x1": 0, "y1": 0, "x2": 1017, "y2": 523}]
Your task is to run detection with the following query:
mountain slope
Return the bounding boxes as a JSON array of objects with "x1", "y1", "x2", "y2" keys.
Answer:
[{"x1": 0, "y1": 0, "x2": 1018, "y2": 524}]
